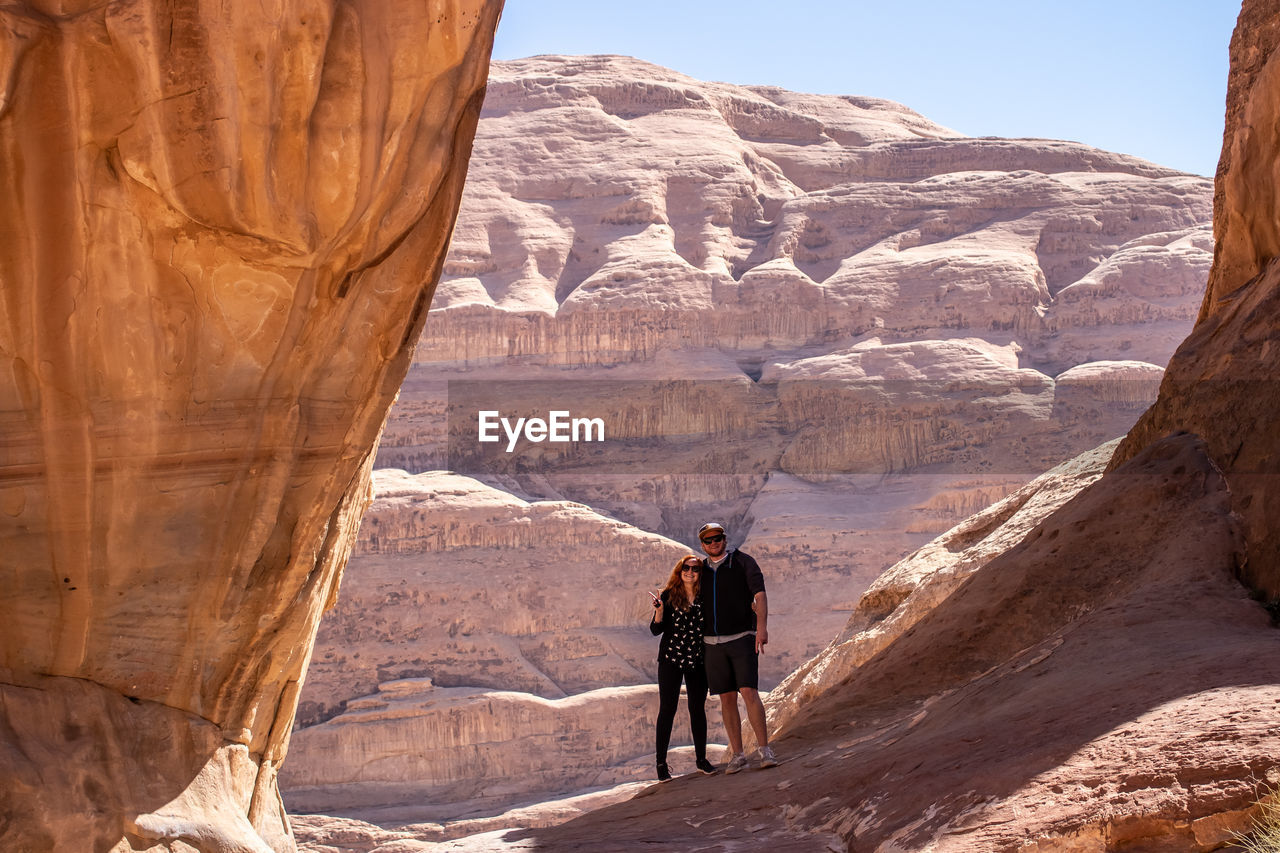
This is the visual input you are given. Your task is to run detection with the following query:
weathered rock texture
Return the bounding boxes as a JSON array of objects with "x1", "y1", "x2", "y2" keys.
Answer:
[
  {"x1": 285, "y1": 55, "x2": 1218, "y2": 831},
  {"x1": 410, "y1": 56, "x2": 1210, "y2": 375},
  {"x1": 372, "y1": 53, "x2": 1213, "y2": 595},
  {"x1": 284, "y1": 681, "x2": 690, "y2": 823},
  {"x1": 291, "y1": 3, "x2": 1280, "y2": 846},
  {"x1": 342, "y1": 4, "x2": 1280, "y2": 848},
  {"x1": 765, "y1": 439, "x2": 1120, "y2": 726},
  {"x1": 1114, "y1": 0, "x2": 1280, "y2": 600},
  {"x1": 0, "y1": 2, "x2": 502, "y2": 850}
]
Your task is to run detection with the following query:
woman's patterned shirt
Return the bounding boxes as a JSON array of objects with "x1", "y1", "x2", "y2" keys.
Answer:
[{"x1": 654, "y1": 596, "x2": 705, "y2": 671}]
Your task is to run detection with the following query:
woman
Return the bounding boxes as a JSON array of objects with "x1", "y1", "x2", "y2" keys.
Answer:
[{"x1": 649, "y1": 554, "x2": 716, "y2": 780}]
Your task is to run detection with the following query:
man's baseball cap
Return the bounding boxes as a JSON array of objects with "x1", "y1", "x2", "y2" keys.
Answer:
[{"x1": 698, "y1": 522, "x2": 726, "y2": 538}]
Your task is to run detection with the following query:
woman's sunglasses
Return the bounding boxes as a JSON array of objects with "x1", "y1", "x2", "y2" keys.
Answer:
[{"x1": 681, "y1": 564, "x2": 702, "y2": 573}]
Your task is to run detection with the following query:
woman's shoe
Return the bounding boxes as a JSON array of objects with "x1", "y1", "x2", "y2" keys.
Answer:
[
  {"x1": 695, "y1": 757, "x2": 716, "y2": 775},
  {"x1": 656, "y1": 761, "x2": 672, "y2": 781}
]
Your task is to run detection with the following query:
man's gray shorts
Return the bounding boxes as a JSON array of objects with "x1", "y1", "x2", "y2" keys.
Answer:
[{"x1": 704, "y1": 634, "x2": 758, "y2": 695}]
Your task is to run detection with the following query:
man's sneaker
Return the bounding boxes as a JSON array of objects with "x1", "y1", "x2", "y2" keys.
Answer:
[
  {"x1": 724, "y1": 752, "x2": 749, "y2": 774},
  {"x1": 656, "y1": 761, "x2": 672, "y2": 782},
  {"x1": 695, "y1": 757, "x2": 716, "y2": 775},
  {"x1": 757, "y1": 746, "x2": 779, "y2": 769}
]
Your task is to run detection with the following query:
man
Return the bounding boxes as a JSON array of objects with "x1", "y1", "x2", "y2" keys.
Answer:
[{"x1": 696, "y1": 521, "x2": 778, "y2": 773}]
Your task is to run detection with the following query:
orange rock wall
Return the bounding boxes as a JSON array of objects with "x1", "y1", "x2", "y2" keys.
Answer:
[
  {"x1": 1114, "y1": 0, "x2": 1280, "y2": 598},
  {"x1": 0, "y1": 1, "x2": 502, "y2": 849}
]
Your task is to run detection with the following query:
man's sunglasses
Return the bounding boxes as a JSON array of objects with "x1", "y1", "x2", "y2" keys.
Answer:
[{"x1": 700, "y1": 534, "x2": 726, "y2": 544}]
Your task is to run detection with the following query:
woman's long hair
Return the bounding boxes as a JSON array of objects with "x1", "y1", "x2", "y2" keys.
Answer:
[{"x1": 661, "y1": 554, "x2": 702, "y2": 611}]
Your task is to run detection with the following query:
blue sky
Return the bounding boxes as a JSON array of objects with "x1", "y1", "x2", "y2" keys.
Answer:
[{"x1": 492, "y1": 1, "x2": 1240, "y2": 178}]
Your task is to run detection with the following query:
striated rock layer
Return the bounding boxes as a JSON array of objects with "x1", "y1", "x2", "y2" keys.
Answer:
[
  {"x1": 292, "y1": 469, "x2": 688, "y2": 726},
  {"x1": 414, "y1": 56, "x2": 1211, "y2": 375},
  {"x1": 0, "y1": 1, "x2": 503, "y2": 850},
  {"x1": 288, "y1": 55, "x2": 1216, "y2": 829},
  {"x1": 376, "y1": 53, "x2": 1213, "y2": 569},
  {"x1": 284, "y1": 681, "x2": 687, "y2": 823},
  {"x1": 298, "y1": 4, "x2": 1280, "y2": 847},
  {"x1": 402, "y1": 4, "x2": 1280, "y2": 848}
]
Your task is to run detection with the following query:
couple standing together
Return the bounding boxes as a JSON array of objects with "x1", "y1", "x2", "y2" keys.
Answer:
[{"x1": 649, "y1": 522, "x2": 778, "y2": 780}]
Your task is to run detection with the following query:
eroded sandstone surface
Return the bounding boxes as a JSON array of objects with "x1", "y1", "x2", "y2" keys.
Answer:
[
  {"x1": 310, "y1": 3, "x2": 1280, "y2": 849},
  {"x1": 300, "y1": 1, "x2": 1280, "y2": 848},
  {"x1": 0, "y1": 2, "x2": 503, "y2": 850},
  {"x1": 285, "y1": 53, "x2": 1217, "y2": 832}
]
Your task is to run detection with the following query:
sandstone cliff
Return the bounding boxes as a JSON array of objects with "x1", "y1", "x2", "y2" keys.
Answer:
[
  {"x1": 0, "y1": 2, "x2": 502, "y2": 851},
  {"x1": 411, "y1": 55, "x2": 1209, "y2": 375},
  {"x1": 292, "y1": 469, "x2": 687, "y2": 727},
  {"x1": 285, "y1": 54, "x2": 1219, "y2": 834},
  {"x1": 377, "y1": 55, "x2": 1212, "y2": 553},
  {"x1": 506, "y1": 433, "x2": 1280, "y2": 851},
  {"x1": 392, "y1": 3, "x2": 1280, "y2": 848}
]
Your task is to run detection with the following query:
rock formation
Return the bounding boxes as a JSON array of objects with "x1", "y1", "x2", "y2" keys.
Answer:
[
  {"x1": 285, "y1": 681, "x2": 676, "y2": 823},
  {"x1": 502, "y1": 433, "x2": 1280, "y2": 851},
  {"x1": 410, "y1": 55, "x2": 1210, "y2": 373},
  {"x1": 284, "y1": 54, "x2": 1222, "y2": 833},
  {"x1": 376, "y1": 54, "x2": 1213, "y2": 550},
  {"x1": 291, "y1": 469, "x2": 688, "y2": 727},
  {"x1": 291, "y1": 0, "x2": 1280, "y2": 846},
  {"x1": 0, "y1": 2, "x2": 502, "y2": 851},
  {"x1": 346, "y1": 2, "x2": 1280, "y2": 848}
]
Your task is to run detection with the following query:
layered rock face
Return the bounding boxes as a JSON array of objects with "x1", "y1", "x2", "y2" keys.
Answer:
[
  {"x1": 282, "y1": 470, "x2": 734, "y2": 822},
  {"x1": 285, "y1": 682, "x2": 671, "y2": 823},
  {"x1": 294, "y1": 470, "x2": 686, "y2": 726},
  {"x1": 413, "y1": 56, "x2": 1209, "y2": 374},
  {"x1": 390, "y1": 3, "x2": 1280, "y2": 848},
  {"x1": 377, "y1": 55, "x2": 1213, "y2": 548},
  {"x1": 0, "y1": 2, "x2": 502, "y2": 851},
  {"x1": 285, "y1": 55, "x2": 1218, "y2": 832}
]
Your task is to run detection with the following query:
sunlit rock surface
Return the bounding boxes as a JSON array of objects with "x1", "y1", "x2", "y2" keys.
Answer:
[
  {"x1": 468, "y1": 434, "x2": 1280, "y2": 852},
  {"x1": 292, "y1": 469, "x2": 685, "y2": 726},
  {"x1": 285, "y1": 681, "x2": 672, "y2": 823},
  {"x1": 295, "y1": 3, "x2": 1280, "y2": 846},
  {"x1": 412, "y1": 56, "x2": 1209, "y2": 373},
  {"x1": 0, "y1": 2, "x2": 502, "y2": 850},
  {"x1": 361, "y1": 5, "x2": 1280, "y2": 848},
  {"x1": 1115, "y1": 0, "x2": 1280, "y2": 599},
  {"x1": 376, "y1": 54, "x2": 1211, "y2": 553},
  {"x1": 288, "y1": 53, "x2": 1216, "y2": 834}
]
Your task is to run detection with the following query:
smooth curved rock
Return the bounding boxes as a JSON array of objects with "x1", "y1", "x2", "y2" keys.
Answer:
[{"x1": 0, "y1": 1, "x2": 502, "y2": 850}]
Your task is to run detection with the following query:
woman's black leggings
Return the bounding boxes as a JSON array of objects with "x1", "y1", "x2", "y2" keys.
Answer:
[{"x1": 655, "y1": 659, "x2": 708, "y2": 764}]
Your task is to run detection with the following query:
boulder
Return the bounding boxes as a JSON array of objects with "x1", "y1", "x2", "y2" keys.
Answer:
[{"x1": 0, "y1": 1, "x2": 502, "y2": 849}]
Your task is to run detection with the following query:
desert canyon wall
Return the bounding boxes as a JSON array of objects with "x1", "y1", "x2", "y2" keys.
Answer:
[
  {"x1": 0, "y1": 2, "x2": 503, "y2": 851},
  {"x1": 282, "y1": 54, "x2": 1229, "y2": 839},
  {"x1": 404, "y1": 2, "x2": 1280, "y2": 849},
  {"x1": 1115, "y1": 0, "x2": 1280, "y2": 600}
]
